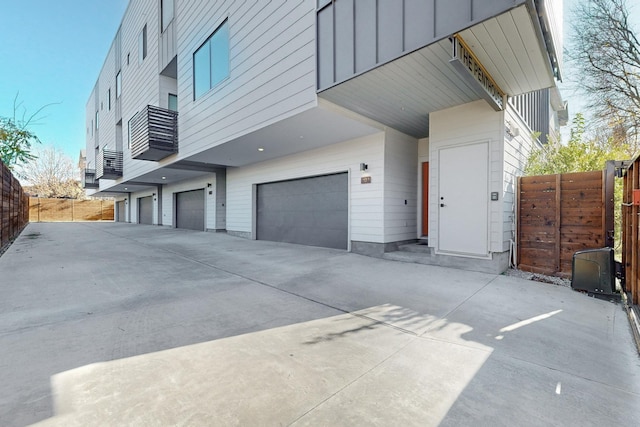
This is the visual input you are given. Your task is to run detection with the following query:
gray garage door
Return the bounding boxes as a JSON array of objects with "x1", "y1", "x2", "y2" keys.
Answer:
[
  {"x1": 116, "y1": 201, "x2": 126, "y2": 222},
  {"x1": 138, "y1": 196, "x2": 153, "y2": 225},
  {"x1": 176, "y1": 189, "x2": 205, "y2": 231},
  {"x1": 257, "y1": 172, "x2": 348, "y2": 250}
]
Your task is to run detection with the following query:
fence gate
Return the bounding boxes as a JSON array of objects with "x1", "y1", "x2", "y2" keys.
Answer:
[{"x1": 518, "y1": 169, "x2": 614, "y2": 277}]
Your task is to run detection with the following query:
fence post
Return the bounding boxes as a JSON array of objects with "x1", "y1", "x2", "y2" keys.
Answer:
[{"x1": 555, "y1": 174, "x2": 562, "y2": 273}]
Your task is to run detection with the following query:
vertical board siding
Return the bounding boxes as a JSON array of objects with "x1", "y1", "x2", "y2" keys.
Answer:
[
  {"x1": 518, "y1": 170, "x2": 606, "y2": 277},
  {"x1": 0, "y1": 160, "x2": 29, "y2": 251},
  {"x1": 317, "y1": 0, "x2": 525, "y2": 90},
  {"x1": 226, "y1": 133, "x2": 385, "y2": 243}
]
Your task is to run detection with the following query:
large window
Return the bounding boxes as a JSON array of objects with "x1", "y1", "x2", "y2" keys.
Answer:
[
  {"x1": 139, "y1": 24, "x2": 147, "y2": 63},
  {"x1": 161, "y1": 0, "x2": 174, "y2": 32},
  {"x1": 193, "y1": 20, "x2": 229, "y2": 99},
  {"x1": 116, "y1": 71, "x2": 122, "y2": 98}
]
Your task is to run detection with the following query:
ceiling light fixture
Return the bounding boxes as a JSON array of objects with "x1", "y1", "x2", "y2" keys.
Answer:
[{"x1": 258, "y1": 147, "x2": 265, "y2": 152}]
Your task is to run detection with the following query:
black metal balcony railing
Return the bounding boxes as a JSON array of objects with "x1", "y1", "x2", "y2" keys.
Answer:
[
  {"x1": 82, "y1": 169, "x2": 99, "y2": 189},
  {"x1": 96, "y1": 149, "x2": 123, "y2": 180},
  {"x1": 130, "y1": 105, "x2": 178, "y2": 161}
]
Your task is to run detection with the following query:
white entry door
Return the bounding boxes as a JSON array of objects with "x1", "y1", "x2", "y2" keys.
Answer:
[{"x1": 438, "y1": 142, "x2": 489, "y2": 256}]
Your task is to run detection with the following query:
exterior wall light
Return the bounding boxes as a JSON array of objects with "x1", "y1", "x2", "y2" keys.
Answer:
[{"x1": 360, "y1": 163, "x2": 368, "y2": 171}]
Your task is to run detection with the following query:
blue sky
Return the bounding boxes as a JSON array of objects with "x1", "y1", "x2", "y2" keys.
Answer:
[
  {"x1": 0, "y1": 0, "x2": 129, "y2": 160},
  {"x1": 0, "y1": 0, "x2": 593, "y2": 161}
]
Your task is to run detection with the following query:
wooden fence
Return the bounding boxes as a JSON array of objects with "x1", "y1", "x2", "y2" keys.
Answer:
[
  {"x1": 1, "y1": 160, "x2": 30, "y2": 251},
  {"x1": 29, "y1": 198, "x2": 114, "y2": 222},
  {"x1": 518, "y1": 170, "x2": 613, "y2": 277},
  {"x1": 622, "y1": 157, "x2": 640, "y2": 305}
]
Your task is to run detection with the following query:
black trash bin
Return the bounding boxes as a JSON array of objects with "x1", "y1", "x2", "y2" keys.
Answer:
[{"x1": 571, "y1": 248, "x2": 616, "y2": 295}]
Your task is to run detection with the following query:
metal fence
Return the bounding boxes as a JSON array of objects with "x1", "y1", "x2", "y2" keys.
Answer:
[{"x1": 1, "y1": 159, "x2": 29, "y2": 251}]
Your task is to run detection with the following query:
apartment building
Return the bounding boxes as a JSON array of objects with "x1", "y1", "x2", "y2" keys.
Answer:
[{"x1": 84, "y1": 0, "x2": 565, "y2": 274}]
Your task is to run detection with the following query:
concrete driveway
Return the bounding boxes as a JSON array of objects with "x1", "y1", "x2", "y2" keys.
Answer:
[{"x1": 0, "y1": 223, "x2": 638, "y2": 426}]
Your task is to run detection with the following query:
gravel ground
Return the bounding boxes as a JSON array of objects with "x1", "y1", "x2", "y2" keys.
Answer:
[{"x1": 503, "y1": 268, "x2": 572, "y2": 287}]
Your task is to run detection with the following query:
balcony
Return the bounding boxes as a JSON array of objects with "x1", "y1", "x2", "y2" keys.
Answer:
[
  {"x1": 96, "y1": 149, "x2": 123, "y2": 180},
  {"x1": 81, "y1": 169, "x2": 99, "y2": 189},
  {"x1": 130, "y1": 105, "x2": 178, "y2": 161}
]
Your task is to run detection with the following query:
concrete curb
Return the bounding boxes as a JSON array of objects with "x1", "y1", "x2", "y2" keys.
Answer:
[{"x1": 623, "y1": 292, "x2": 640, "y2": 354}]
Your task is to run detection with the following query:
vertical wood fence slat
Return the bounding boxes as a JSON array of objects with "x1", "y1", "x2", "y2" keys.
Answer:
[
  {"x1": 627, "y1": 161, "x2": 640, "y2": 305},
  {"x1": 518, "y1": 170, "x2": 609, "y2": 277},
  {"x1": 555, "y1": 174, "x2": 561, "y2": 273},
  {"x1": 0, "y1": 159, "x2": 29, "y2": 252},
  {"x1": 28, "y1": 198, "x2": 114, "y2": 222}
]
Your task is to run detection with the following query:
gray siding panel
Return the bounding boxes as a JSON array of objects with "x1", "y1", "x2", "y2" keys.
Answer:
[
  {"x1": 378, "y1": 0, "x2": 404, "y2": 63},
  {"x1": 334, "y1": 0, "x2": 354, "y2": 82},
  {"x1": 404, "y1": 0, "x2": 435, "y2": 51},
  {"x1": 317, "y1": 7, "x2": 334, "y2": 89},
  {"x1": 435, "y1": 0, "x2": 471, "y2": 38},
  {"x1": 354, "y1": 2, "x2": 377, "y2": 72},
  {"x1": 317, "y1": 0, "x2": 526, "y2": 90}
]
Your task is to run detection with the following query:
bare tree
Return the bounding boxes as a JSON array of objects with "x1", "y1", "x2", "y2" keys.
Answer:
[
  {"x1": 570, "y1": 0, "x2": 640, "y2": 147},
  {"x1": 17, "y1": 146, "x2": 84, "y2": 199}
]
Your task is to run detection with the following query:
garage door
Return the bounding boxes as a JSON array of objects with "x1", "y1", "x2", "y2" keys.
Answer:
[
  {"x1": 116, "y1": 201, "x2": 126, "y2": 222},
  {"x1": 257, "y1": 172, "x2": 348, "y2": 250},
  {"x1": 176, "y1": 189, "x2": 205, "y2": 231},
  {"x1": 138, "y1": 196, "x2": 153, "y2": 225}
]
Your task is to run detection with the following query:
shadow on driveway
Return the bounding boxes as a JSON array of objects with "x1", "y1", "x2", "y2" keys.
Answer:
[{"x1": 0, "y1": 223, "x2": 637, "y2": 426}]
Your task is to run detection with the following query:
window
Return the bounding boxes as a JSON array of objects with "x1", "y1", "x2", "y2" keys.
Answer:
[
  {"x1": 161, "y1": 0, "x2": 174, "y2": 32},
  {"x1": 95, "y1": 111, "x2": 99, "y2": 130},
  {"x1": 168, "y1": 93, "x2": 178, "y2": 112},
  {"x1": 139, "y1": 24, "x2": 147, "y2": 63},
  {"x1": 193, "y1": 20, "x2": 229, "y2": 99},
  {"x1": 116, "y1": 71, "x2": 122, "y2": 98},
  {"x1": 107, "y1": 88, "x2": 111, "y2": 110}
]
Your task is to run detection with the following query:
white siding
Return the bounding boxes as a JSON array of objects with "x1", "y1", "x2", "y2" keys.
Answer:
[
  {"x1": 383, "y1": 129, "x2": 418, "y2": 242},
  {"x1": 503, "y1": 104, "x2": 541, "y2": 251},
  {"x1": 86, "y1": 0, "x2": 319, "y2": 189},
  {"x1": 119, "y1": 0, "x2": 165, "y2": 180},
  {"x1": 161, "y1": 175, "x2": 217, "y2": 229},
  {"x1": 176, "y1": 0, "x2": 317, "y2": 158},
  {"x1": 226, "y1": 133, "x2": 386, "y2": 244},
  {"x1": 429, "y1": 100, "x2": 503, "y2": 255}
]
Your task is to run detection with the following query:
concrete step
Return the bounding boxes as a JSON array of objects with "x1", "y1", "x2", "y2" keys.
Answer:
[
  {"x1": 382, "y1": 251, "x2": 439, "y2": 266},
  {"x1": 383, "y1": 248, "x2": 502, "y2": 274},
  {"x1": 397, "y1": 243, "x2": 433, "y2": 254}
]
